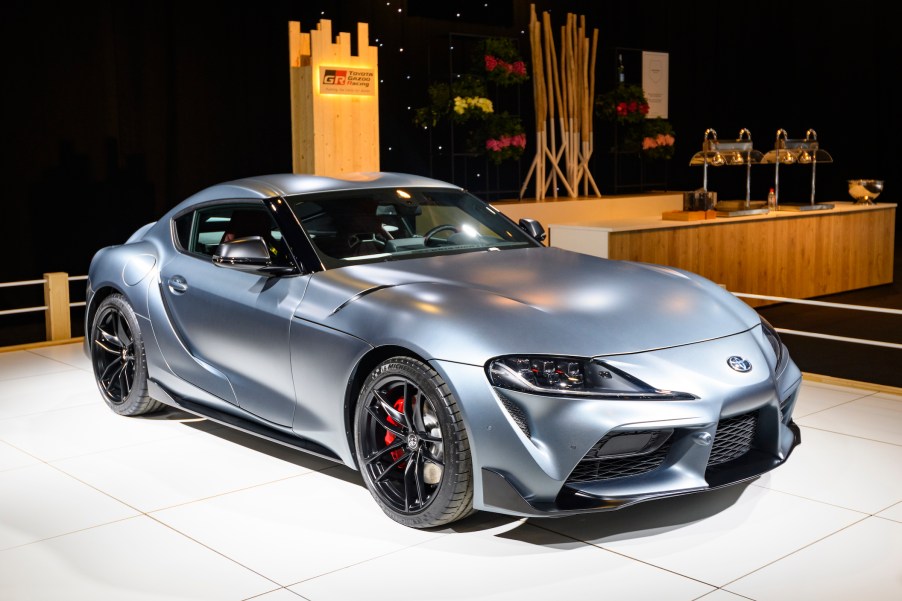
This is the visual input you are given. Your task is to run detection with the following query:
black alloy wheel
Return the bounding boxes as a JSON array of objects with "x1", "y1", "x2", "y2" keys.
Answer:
[
  {"x1": 356, "y1": 357, "x2": 474, "y2": 528},
  {"x1": 90, "y1": 294, "x2": 161, "y2": 416}
]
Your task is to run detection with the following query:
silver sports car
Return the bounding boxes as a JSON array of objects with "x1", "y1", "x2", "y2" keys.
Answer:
[{"x1": 84, "y1": 172, "x2": 801, "y2": 528}]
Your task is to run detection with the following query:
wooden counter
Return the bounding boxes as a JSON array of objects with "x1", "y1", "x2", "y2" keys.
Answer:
[{"x1": 497, "y1": 197, "x2": 896, "y2": 304}]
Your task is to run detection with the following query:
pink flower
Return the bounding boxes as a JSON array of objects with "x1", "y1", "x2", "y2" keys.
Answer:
[
  {"x1": 512, "y1": 133, "x2": 526, "y2": 148},
  {"x1": 511, "y1": 61, "x2": 526, "y2": 76},
  {"x1": 485, "y1": 55, "x2": 498, "y2": 71},
  {"x1": 486, "y1": 138, "x2": 503, "y2": 152}
]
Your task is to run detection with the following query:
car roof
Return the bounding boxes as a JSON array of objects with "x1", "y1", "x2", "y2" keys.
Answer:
[{"x1": 181, "y1": 172, "x2": 463, "y2": 204}]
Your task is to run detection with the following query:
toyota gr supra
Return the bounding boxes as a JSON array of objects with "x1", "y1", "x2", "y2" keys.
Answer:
[{"x1": 84, "y1": 172, "x2": 802, "y2": 528}]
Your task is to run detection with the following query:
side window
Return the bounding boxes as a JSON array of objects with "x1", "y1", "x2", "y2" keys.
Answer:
[
  {"x1": 173, "y1": 209, "x2": 228, "y2": 255},
  {"x1": 173, "y1": 212, "x2": 193, "y2": 251},
  {"x1": 177, "y1": 204, "x2": 292, "y2": 267},
  {"x1": 194, "y1": 207, "x2": 234, "y2": 256}
]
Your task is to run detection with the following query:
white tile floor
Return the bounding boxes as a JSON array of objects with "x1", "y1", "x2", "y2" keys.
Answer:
[{"x1": 0, "y1": 342, "x2": 900, "y2": 601}]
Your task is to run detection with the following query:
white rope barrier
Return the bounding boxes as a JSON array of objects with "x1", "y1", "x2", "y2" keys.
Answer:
[
  {"x1": 0, "y1": 306, "x2": 48, "y2": 316},
  {"x1": 774, "y1": 328, "x2": 902, "y2": 350},
  {"x1": 0, "y1": 279, "x2": 46, "y2": 288},
  {"x1": 730, "y1": 290, "x2": 901, "y2": 349},
  {"x1": 0, "y1": 275, "x2": 87, "y2": 317},
  {"x1": 1, "y1": 274, "x2": 899, "y2": 351},
  {"x1": 734, "y1": 292, "x2": 902, "y2": 316}
]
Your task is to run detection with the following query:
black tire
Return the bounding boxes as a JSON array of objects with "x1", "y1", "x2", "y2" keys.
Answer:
[
  {"x1": 355, "y1": 356, "x2": 475, "y2": 528},
  {"x1": 90, "y1": 293, "x2": 163, "y2": 416}
]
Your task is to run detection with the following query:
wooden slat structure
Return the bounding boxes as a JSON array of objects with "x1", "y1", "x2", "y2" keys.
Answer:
[
  {"x1": 504, "y1": 197, "x2": 897, "y2": 307},
  {"x1": 521, "y1": 5, "x2": 598, "y2": 200},
  {"x1": 606, "y1": 208, "x2": 896, "y2": 306},
  {"x1": 288, "y1": 20, "x2": 379, "y2": 176}
]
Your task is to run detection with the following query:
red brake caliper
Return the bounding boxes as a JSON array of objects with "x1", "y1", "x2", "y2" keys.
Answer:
[{"x1": 384, "y1": 397, "x2": 406, "y2": 464}]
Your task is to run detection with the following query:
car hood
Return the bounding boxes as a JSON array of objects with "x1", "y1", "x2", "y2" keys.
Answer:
[{"x1": 299, "y1": 247, "x2": 761, "y2": 360}]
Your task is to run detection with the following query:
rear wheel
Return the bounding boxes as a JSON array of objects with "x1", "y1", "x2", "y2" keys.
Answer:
[
  {"x1": 90, "y1": 293, "x2": 163, "y2": 416},
  {"x1": 355, "y1": 357, "x2": 474, "y2": 528}
]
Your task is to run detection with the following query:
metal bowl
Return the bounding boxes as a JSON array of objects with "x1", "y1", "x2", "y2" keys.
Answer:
[{"x1": 847, "y1": 179, "x2": 884, "y2": 204}]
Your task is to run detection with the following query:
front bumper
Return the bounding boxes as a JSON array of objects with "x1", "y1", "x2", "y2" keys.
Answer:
[
  {"x1": 481, "y1": 419, "x2": 801, "y2": 516},
  {"x1": 433, "y1": 328, "x2": 803, "y2": 518}
]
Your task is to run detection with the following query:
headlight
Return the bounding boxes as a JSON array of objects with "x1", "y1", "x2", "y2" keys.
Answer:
[
  {"x1": 487, "y1": 355, "x2": 694, "y2": 400},
  {"x1": 759, "y1": 316, "x2": 785, "y2": 369}
]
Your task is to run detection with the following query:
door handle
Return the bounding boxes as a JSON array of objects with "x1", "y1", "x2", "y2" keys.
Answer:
[{"x1": 167, "y1": 275, "x2": 188, "y2": 294}]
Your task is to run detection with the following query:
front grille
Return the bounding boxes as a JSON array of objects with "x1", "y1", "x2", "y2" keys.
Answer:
[
  {"x1": 708, "y1": 411, "x2": 758, "y2": 466},
  {"x1": 566, "y1": 431, "x2": 672, "y2": 484}
]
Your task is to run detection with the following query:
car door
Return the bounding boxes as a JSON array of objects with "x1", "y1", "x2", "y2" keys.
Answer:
[{"x1": 158, "y1": 202, "x2": 309, "y2": 426}]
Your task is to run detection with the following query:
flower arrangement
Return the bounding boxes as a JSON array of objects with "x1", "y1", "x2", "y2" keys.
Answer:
[
  {"x1": 640, "y1": 118, "x2": 676, "y2": 160},
  {"x1": 484, "y1": 55, "x2": 528, "y2": 85},
  {"x1": 482, "y1": 38, "x2": 529, "y2": 86},
  {"x1": 485, "y1": 132, "x2": 527, "y2": 163},
  {"x1": 452, "y1": 96, "x2": 493, "y2": 122},
  {"x1": 595, "y1": 83, "x2": 650, "y2": 125},
  {"x1": 481, "y1": 111, "x2": 525, "y2": 163},
  {"x1": 413, "y1": 38, "x2": 528, "y2": 164},
  {"x1": 413, "y1": 76, "x2": 487, "y2": 128}
]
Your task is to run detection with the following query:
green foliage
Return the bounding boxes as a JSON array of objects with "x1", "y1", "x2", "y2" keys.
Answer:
[{"x1": 482, "y1": 37, "x2": 522, "y2": 63}]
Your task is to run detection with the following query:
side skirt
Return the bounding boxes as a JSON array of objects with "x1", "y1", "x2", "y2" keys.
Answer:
[{"x1": 148, "y1": 379, "x2": 342, "y2": 463}]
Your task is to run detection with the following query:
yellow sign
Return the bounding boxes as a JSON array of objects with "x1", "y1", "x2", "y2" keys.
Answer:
[{"x1": 319, "y1": 66, "x2": 376, "y2": 96}]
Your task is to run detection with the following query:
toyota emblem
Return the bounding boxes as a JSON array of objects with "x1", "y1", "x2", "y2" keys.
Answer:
[{"x1": 727, "y1": 356, "x2": 753, "y2": 372}]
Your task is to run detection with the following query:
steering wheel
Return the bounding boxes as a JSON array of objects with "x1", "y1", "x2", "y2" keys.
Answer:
[{"x1": 423, "y1": 224, "x2": 459, "y2": 246}]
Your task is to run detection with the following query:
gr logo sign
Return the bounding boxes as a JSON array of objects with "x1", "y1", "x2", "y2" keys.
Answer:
[
  {"x1": 322, "y1": 70, "x2": 347, "y2": 85},
  {"x1": 318, "y1": 66, "x2": 375, "y2": 96}
]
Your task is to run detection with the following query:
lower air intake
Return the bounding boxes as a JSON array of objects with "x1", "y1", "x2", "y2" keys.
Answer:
[
  {"x1": 566, "y1": 431, "x2": 672, "y2": 484},
  {"x1": 708, "y1": 411, "x2": 758, "y2": 466}
]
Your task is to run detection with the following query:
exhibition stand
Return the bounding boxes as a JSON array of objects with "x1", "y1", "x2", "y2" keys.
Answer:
[{"x1": 497, "y1": 196, "x2": 896, "y2": 305}]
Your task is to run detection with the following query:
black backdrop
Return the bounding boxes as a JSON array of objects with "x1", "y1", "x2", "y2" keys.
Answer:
[{"x1": 3, "y1": 0, "x2": 898, "y2": 285}]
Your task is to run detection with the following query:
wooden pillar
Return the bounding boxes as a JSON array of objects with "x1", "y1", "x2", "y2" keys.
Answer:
[
  {"x1": 43, "y1": 272, "x2": 70, "y2": 341},
  {"x1": 288, "y1": 19, "x2": 380, "y2": 176}
]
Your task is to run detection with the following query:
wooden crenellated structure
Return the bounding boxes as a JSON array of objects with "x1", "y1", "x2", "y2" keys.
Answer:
[{"x1": 288, "y1": 19, "x2": 379, "y2": 176}]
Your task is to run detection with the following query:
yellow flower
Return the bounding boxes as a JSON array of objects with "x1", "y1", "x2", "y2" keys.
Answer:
[
  {"x1": 453, "y1": 96, "x2": 493, "y2": 115},
  {"x1": 476, "y1": 97, "x2": 494, "y2": 113}
]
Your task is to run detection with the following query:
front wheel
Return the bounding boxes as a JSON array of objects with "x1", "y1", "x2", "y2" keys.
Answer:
[
  {"x1": 90, "y1": 293, "x2": 163, "y2": 416},
  {"x1": 355, "y1": 357, "x2": 474, "y2": 528}
]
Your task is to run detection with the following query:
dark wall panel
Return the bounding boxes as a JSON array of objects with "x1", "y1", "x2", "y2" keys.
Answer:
[{"x1": 2, "y1": 1, "x2": 897, "y2": 285}]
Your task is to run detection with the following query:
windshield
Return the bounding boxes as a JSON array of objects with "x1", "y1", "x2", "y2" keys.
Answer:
[{"x1": 286, "y1": 187, "x2": 538, "y2": 266}]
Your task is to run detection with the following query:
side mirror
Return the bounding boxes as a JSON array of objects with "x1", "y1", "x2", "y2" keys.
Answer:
[
  {"x1": 213, "y1": 236, "x2": 293, "y2": 275},
  {"x1": 518, "y1": 218, "x2": 546, "y2": 242}
]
